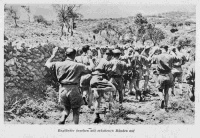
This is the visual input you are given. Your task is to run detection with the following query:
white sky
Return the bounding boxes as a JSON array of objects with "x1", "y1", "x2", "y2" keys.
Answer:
[{"x1": 5, "y1": 4, "x2": 196, "y2": 21}]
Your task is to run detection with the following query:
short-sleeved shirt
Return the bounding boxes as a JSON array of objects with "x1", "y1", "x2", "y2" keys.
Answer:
[
  {"x1": 51, "y1": 59, "x2": 91, "y2": 84},
  {"x1": 74, "y1": 53, "x2": 90, "y2": 65},
  {"x1": 95, "y1": 58, "x2": 112, "y2": 73},
  {"x1": 154, "y1": 52, "x2": 174, "y2": 74},
  {"x1": 109, "y1": 58, "x2": 128, "y2": 76}
]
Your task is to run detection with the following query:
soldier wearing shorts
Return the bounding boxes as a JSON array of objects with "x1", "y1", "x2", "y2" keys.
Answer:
[
  {"x1": 140, "y1": 45, "x2": 153, "y2": 96},
  {"x1": 131, "y1": 49, "x2": 144, "y2": 101},
  {"x1": 90, "y1": 49, "x2": 116, "y2": 122},
  {"x1": 152, "y1": 45, "x2": 174, "y2": 112},
  {"x1": 109, "y1": 49, "x2": 131, "y2": 106},
  {"x1": 45, "y1": 47, "x2": 94, "y2": 124},
  {"x1": 120, "y1": 47, "x2": 135, "y2": 95}
]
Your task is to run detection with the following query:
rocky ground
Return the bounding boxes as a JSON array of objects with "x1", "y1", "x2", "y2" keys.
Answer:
[{"x1": 5, "y1": 81, "x2": 194, "y2": 125}]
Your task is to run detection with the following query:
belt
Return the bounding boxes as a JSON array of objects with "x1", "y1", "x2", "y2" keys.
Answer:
[
  {"x1": 60, "y1": 83, "x2": 78, "y2": 86},
  {"x1": 158, "y1": 69, "x2": 171, "y2": 74},
  {"x1": 92, "y1": 73, "x2": 106, "y2": 76}
]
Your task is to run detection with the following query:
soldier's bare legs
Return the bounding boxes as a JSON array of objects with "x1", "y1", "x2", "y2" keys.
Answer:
[
  {"x1": 129, "y1": 79, "x2": 134, "y2": 95},
  {"x1": 72, "y1": 107, "x2": 80, "y2": 124},
  {"x1": 159, "y1": 86, "x2": 170, "y2": 112},
  {"x1": 87, "y1": 88, "x2": 93, "y2": 108},
  {"x1": 82, "y1": 88, "x2": 89, "y2": 105},
  {"x1": 171, "y1": 86, "x2": 176, "y2": 96},
  {"x1": 118, "y1": 90, "x2": 123, "y2": 104},
  {"x1": 133, "y1": 79, "x2": 139, "y2": 99},
  {"x1": 179, "y1": 83, "x2": 183, "y2": 94},
  {"x1": 58, "y1": 106, "x2": 70, "y2": 124},
  {"x1": 143, "y1": 76, "x2": 149, "y2": 95},
  {"x1": 93, "y1": 89, "x2": 103, "y2": 123},
  {"x1": 164, "y1": 87, "x2": 170, "y2": 112}
]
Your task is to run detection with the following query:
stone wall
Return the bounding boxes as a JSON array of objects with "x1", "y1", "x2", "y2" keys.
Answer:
[{"x1": 4, "y1": 41, "x2": 67, "y2": 98}]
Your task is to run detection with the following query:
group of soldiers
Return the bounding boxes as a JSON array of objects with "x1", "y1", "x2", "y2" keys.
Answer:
[{"x1": 45, "y1": 42, "x2": 195, "y2": 124}]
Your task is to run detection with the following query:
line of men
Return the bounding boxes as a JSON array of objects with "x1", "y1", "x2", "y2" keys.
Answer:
[{"x1": 45, "y1": 43, "x2": 194, "y2": 124}]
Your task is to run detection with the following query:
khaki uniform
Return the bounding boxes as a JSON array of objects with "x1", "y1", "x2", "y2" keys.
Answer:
[
  {"x1": 109, "y1": 58, "x2": 127, "y2": 91},
  {"x1": 75, "y1": 53, "x2": 92, "y2": 88},
  {"x1": 140, "y1": 53, "x2": 151, "y2": 77},
  {"x1": 120, "y1": 55, "x2": 134, "y2": 84},
  {"x1": 109, "y1": 58, "x2": 129, "y2": 103},
  {"x1": 90, "y1": 58, "x2": 113, "y2": 89},
  {"x1": 154, "y1": 52, "x2": 174, "y2": 91},
  {"x1": 50, "y1": 59, "x2": 92, "y2": 109},
  {"x1": 90, "y1": 58, "x2": 116, "y2": 113},
  {"x1": 171, "y1": 52, "x2": 187, "y2": 83},
  {"x1": 131, "y1": 52, "x2": 143, "y2": 80}
]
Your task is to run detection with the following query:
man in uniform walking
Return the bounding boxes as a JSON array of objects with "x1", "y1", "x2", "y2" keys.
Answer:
[
  {"x1": 170, "y1": 45, "x2": 188, "y2": 95},
  {"x1": 109, "y1": 49, "x2": 131, "y2": 106},
  {"x1": 151, "y1": 45, "x2": 174, "y2": 112},
  {"x1": 45, "y1": 47, "x2": 94, "y2": 124},
  {"x1": 90, "y1": 48, "x2": 116, "y2": 123},
  {"x1": 140, "y1": 45, "x2": 153, "y2": 97}
]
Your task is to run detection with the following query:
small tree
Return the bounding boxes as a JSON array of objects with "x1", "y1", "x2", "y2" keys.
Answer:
[
  {"x1": 52, "y1": 4, "x2": 83, "y2": 36},
  {"x1": 142, "y1": 23, "x2": 165, "y2": 46},
  {"x1": 94, "y1": 22, "x2": 121, "y2": 44},
  {"x1": 134, "y1": 13, "x2": 148, "y2": 26},
  {"x1": 134, "y1": 13, "x2": 148, "y2": 43},
  {"x1": 6, "y1": 6, "x2": 20, "y2": 27},
  {"x1": 21, "y1": 6, "x2": 31, "y2": 22}
]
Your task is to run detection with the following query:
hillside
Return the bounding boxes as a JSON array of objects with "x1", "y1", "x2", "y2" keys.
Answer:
[{"x1": 4, "y1": 10, "x2": 195, "y2": 125}]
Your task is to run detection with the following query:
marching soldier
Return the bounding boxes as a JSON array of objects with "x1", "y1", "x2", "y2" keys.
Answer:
[
  {"x1": 45, "y1": 47, "x2": 95, "y2": 124},
  {"x1": 90, "y1": 48, "x2": 116, "y2": 123},
  {"x1": 109, "y1": 49, "x2": 131, "y2": 106},
  {"x1": 151, "y1": 45, "x2": 174, "y2": 112}
]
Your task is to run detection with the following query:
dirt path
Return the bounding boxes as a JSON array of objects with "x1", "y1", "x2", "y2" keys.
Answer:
[{"x1": 5, "y1": 82, "x2": 194, "y2": 125}]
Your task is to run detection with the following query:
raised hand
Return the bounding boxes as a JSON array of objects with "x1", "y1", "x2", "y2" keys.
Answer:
[{"x1": 52, "y1": 47, "x2": 59, "y2": 56}]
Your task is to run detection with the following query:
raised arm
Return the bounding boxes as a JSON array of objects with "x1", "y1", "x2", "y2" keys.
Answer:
[
  {"x1": 97, "y1": 47, "x2": 102, "y2": 59},
  {"x1": 45, "y1": 47, "x2": 58, "y2": 68},
  {"x1": 87, "y1": 53, "x2": 95, "y2": 70}
]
